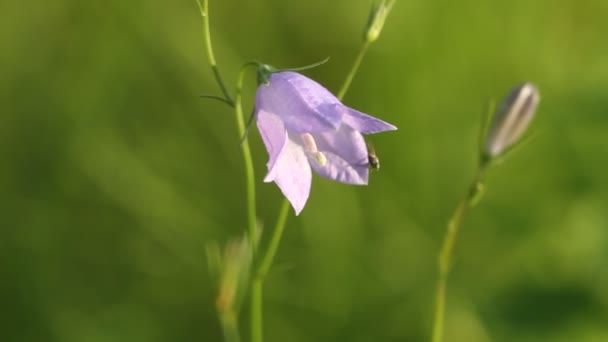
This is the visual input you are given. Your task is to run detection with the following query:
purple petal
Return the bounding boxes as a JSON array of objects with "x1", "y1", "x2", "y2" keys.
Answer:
[
  {"x1": 309, "y1": 151, "x2": 369, "y2": 185},
  {"x1": 315, "y1": 124, "x2": 369, "y2": 165},
  {"x1": 343, "y1": 108, "x2": 398, "y2": 134},
  {"x1": 256, "y1": 72, "x2": 344, "y2": 133},
  {"x1": 256, "y1": 108, "x2": 287, "y2": 171},
  {"x1": 308, "y1": 125, "x2": 369, "y2": 185},
  {"x1": 263, "y1": 133, "x2": 312, "y2": 215}
]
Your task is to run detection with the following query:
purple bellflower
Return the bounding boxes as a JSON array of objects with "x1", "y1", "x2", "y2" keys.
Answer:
[{"x1": 255, "y1": 71, "x2": 397, "y2": 215}]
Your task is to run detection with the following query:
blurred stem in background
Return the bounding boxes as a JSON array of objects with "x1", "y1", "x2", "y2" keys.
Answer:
[
  {"x1": 219, "y1": 313, "x2": 241, "y2": 342},
  {"x1": 250, "y1": 2, "x2": 395, "y2": 342},
  {"x1": 208, "y1": 235, "x2": 254, "y2": 342},
  {"x1": 430, "y1": 83, "x2": 540, "y2": 342}
]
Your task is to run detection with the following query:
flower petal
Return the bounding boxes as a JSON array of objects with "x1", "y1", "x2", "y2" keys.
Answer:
[
  {"x1": 315, "y1": 124, "x2": 369, "y2": 165},
  {"x1": 263, "y1": 133, "x2": 312, "y2": 215},
  {"x1": 256, "y1": 108, "x2": 287, "y2": 171},
  {"x1": 308, "y1": 151, "x2": 369, "y2": 185},
  {"x1": 343, "y1": 108, "x2": 398, "y2": 134},
  {"x1": 308, "y1": 125, "x2": 369, "y2": 185},
  {"x1": 256, "y1": 72, "x2": 344, "y2": 133}
]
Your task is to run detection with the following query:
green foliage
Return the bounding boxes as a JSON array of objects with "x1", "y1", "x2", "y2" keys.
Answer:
[{"x1": 1, "y1": 0, "x2": 607, "y2": 341}]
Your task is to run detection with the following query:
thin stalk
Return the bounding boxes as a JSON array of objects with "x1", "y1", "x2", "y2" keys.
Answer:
[
  {"x1": 234, "y1": 63, "x2": 259, "y2": 255},
  {"x1": 430, "y1": 166, "x2": 488, "y2": 342},
  {"x1": 250, "y1": 279, "x2": 263, "y2": 342},
  {"x1": 250, "y1": 199, "x2": 290, "y2": 342},
  {"x1": 196, "y1": 0, "x2": 234, "y2": 105},
  {"x1": 337, "y1": 41, "x2": 371, "y2": 100},
  {"x1": 257, "y1": 199, "x2": 291, "y2": 280}
]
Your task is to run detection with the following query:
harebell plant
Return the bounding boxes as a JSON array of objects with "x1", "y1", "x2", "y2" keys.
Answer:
[{"x1": 196, "y1": 1, "x2": 396, "y2": 342}]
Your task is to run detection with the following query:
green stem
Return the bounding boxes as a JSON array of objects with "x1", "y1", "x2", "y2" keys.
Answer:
[
  {"x1": 250, "y1": 199, "x2": 290, "y2": 342},
  {"x1": 234, "y1": 63, "x2": 258, "y2": 255},
  {"x1": 250, "y1": 279, "x2": 263, "y2": 342},
  {"x1": 431, "y1": 201, "x2": 467, "y2": 342},
  {"x1": 337, "y1": 41, "x2": 371, "y2": 100},
  {"x1": 257, "y1": 199, "x2": 291, "y2": 279},
  {"x1": 430, "y1": 166, "x2": 488, "y2": 342},
  {"x1": 196, "y1": 0, "x2": 234, "y2": 105}
]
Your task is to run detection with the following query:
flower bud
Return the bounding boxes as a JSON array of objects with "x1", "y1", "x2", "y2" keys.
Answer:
[
  {"x1": 364, "y1": 0, "x2": 395, "y2": 43},
  {"x1": 483, "y1": 82, "x2": 540, "y2": 158}
]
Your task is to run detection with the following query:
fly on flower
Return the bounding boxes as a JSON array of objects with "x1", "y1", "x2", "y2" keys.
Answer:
[
  {"x1": 367, "y1": 143, "x2": 380, "y2": 170},
  {"x1": 255, "y1": 71, "x2": 397, "y2": 215}
]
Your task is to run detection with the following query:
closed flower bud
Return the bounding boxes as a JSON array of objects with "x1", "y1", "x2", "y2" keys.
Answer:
[
  {"x1": 364, "y1": 0, "x2": 395, "y2": 43},
  {"x1": 484, "y1": 82, "x2": 540, "y2": 158}
]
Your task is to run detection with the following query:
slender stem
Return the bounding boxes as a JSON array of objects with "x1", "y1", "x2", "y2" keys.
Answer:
[
  {"x1": 258, "y1": 199, "x2": 290, "y2": 280},
  {"x1": 250, "y1": 279, "x2": 263, "y2": 342},
  {"x1": 430, "y1": 167, "x2": 488, "y2": 342},
  {"x1": 196, "y1": 0, "x2": 234, "y2": 105},
  {"x1": 234, "y1": 63, "x2": 258, "y2": 256},
  {"x1": 431, "y1": 201, "x2": 467, "y2": 342},
  {"x1": 337, "y1": 41, "x2": 371, "y2": 100},
  {"x1": 250, "y1": 198, "x2": 290, "y2": 342}
]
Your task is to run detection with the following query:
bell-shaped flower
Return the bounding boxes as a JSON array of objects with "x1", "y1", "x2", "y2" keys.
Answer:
[{"x1": 255, "y1": 71, "x2": 397, "y2": 215}]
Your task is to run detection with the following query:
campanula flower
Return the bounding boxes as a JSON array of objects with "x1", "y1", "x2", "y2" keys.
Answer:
[
  {"x1": 484, "y1": 82, "x2": 540, "y2": 159},
  {"x1": 255, "y1": 71, "x2": 397, "y2": 215}
]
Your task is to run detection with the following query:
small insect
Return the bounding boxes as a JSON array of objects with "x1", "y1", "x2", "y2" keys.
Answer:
[{"x1": 367, "y1": 143, "x2": 380, "y2": 170}]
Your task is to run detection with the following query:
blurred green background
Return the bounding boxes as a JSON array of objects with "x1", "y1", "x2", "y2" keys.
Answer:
[{"x1": 2, "y1": 0, "x2": 608, "y2": 341}]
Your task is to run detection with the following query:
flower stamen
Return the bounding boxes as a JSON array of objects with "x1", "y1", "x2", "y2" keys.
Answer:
[{"x1": 300, "y1": 133, "x2": 327, "y2": 166}]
